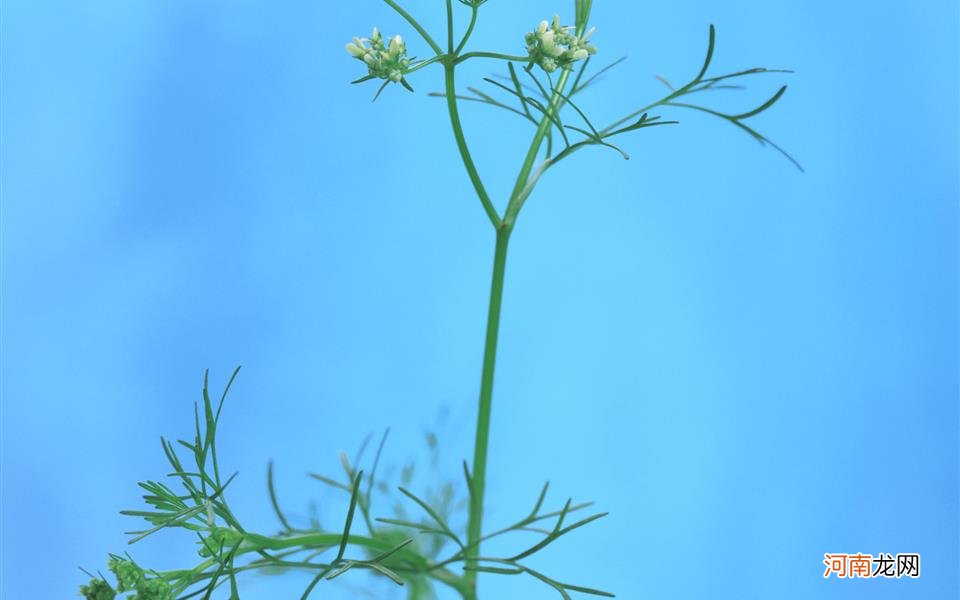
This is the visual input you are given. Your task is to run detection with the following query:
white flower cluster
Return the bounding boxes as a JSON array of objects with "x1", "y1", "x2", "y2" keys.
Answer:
[
  {"x1": 525, "y1": 15, "x2": 597, "y2": 73},
  {"x1": 345, "y1": 28, "x2": 410, "y2": 83}
]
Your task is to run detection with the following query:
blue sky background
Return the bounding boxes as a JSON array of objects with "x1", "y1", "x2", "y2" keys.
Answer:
[{"x1": 2, "y1": 1, "x2": 957, "y2": 598}]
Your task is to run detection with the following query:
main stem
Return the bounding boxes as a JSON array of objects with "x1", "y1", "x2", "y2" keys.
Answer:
[
  {"x1": 464, "y1": 225, "x2": 511, "y2": 598},
  {"x1": 461, "y1": 67, "x2": 572, "y2": 600}
]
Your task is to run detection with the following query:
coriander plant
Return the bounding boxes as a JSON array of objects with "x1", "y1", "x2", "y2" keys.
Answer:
[{"x1": 81, "y1": 1, "x2": 797, "y2": 598}]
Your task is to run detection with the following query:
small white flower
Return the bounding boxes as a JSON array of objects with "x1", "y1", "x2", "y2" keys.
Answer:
[
  {"x1": 541, "y1": 31, "x2": 563, "y2": 57},
  {"x1": 526, "y1": 15, "x2": 598, "y2": 73},
  {"x1": 346, "y1": 26, "x2": 414, "y2": 94},
  {"x1": 345, "y1": 42, "x2": 366, "y2": 58},
  {"x1": 389, "y1": 35, "x2": 405, "y2": 56}
]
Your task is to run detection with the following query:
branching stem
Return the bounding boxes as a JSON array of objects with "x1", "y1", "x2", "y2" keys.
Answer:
[
  {"x1": 383, "y1": 0, "x2": 443, "y2": 56},
  {"x1": 444, "y1": 63, "x2": 501, "y2": 228}
]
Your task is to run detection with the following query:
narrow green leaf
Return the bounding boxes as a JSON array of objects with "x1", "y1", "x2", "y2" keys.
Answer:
[
  {"x1": 267, "y1": 461, "x2": 293, "y2": 532},
  {"x1": 728, "y1": 85, "x2": 787, "y2": 120},
  {"x1": 336, "y1": 471, "x2": 363, "y2": 562},
  {"x1": 462, "y1": 461, "x2": 476, "y2": 509},
  {"x1": 309, "y1": 473, "x2": 352, "y2": 492},
  {"x1": 553, "y1": 89, "x2": 599, "y2": 136},
  {"x1": 563, "y1": 582, "x2": 616, "y2": 597},
  {"x1": 529, "y1": 482, "x2": 550, "y2": 518},
  {"x1": 365, "y1": 428, "x2": 390, "y2": 505},
  {"x1": 572, "y1": 56, "x2": 628, "y2": 95},
  {"x1": 520, "y1": 564, "x2": 572, "y2": 600},
  {"x1": 397, "y1": 487, "x2": 464, "y2": 549},
  {"x1": 366, "y1": 537, "x2": 413, "y2": 563},
  {"x1": 363, "y1": 561, "x2": 406, "y2": 585},
  {"x1": 464, "y1": 565, "x2": 523, "y2": 575},
  {"x1": 202, "y1": 370, "x2": 215, "y2": 446},
  {"x1": 695, "y1": 24, "x2": 716, "y2": 82},
  {"x1": 664, "y1": 101, "x2": 803, "y2": 170},
  {"x1": 372, "y1": 80, "x2": 390, "y2": 103},
  {"x1": 351, "y1": 433, "x2": 373, "y2": 473},
  {"x1": 508, "y1": 62, "x2": 535, "y2": 121},
  {"x1": 207, "y1": 472, "x2": 238, "y2": 501},
  {"x1": 215, "y1": 366, "x2": 241, "y2": 424},
  {"x1": 509, "y1": 508, "x2": 609, "y2": 561},
  {"x1": 570, "y1": 56, "x2": 591, "y2": 93}
]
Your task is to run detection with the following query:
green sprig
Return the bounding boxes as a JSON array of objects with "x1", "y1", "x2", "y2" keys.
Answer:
[{"x1": 86, "y1": 3, "x2": 797, "y2": 599}]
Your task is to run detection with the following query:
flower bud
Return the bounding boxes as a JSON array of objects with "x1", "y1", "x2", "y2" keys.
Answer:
[
  {"x1": 136, "y1": 577, "x2": 173, "y2": 600},
  {"x1": 389, "y1": 35, "x2": 404, "y2": 56},
  {"x1": 346, "y1": 26, "x2": 413, "y2": 96},
  {"x1": 80, "y1": 578, "x2": 116, "y2": 600},
  {"x1": 541, "y1": 31, "x2": 561, "y2": 56},
  {"x1": 108, "y1": 557, "x2": 143, "y2": 593},
  {"x1": 526, "y1": 15, "x2": 598, "y2": 72}
]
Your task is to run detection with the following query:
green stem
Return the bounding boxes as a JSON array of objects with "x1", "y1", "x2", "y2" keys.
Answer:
[
  {"x1": 405, "y1": 55, "x2": 445, "y2": 75},
  {"x1": 454, "y1": 7, "x2": 479, "y2": 55},
  {"x1": 164, "y1": 531, "x2": 470, "y2": 597},
  {"x1": 383, "y1": 0, "x2": 443, "y2": 56},
  {"x1": 456, "y1": 51, "x2": 531, "y2": 65},
  {"x1": 461, "y1": 67, "x2": 574, "y2": 600},
  {"x1": 446, "y1": 0, "x2": 455, "y2": 53},
  {"x1": 464, "y1": 226, "x2": 511, "y2": 598},
  {"x1": 503, "y1": 67, "x2": 573, "y2": 227},
  {"x1": 444, "y1": 63, "x2": 501, "y2": 228}
]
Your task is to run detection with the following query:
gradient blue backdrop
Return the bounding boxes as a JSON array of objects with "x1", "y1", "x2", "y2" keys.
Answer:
[{"x1": 2, "y1": 1, "x2": 957, "y2": 598}]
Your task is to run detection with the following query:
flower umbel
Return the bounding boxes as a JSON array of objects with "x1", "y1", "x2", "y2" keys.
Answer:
[
  {"x1": 103, "y1": 556, "x2": 174, "y2": 600},
  {"x1": 80, "y1": 578, "x2": 117, "y2": 600},
  {"x1": 346, "y1": 27, "x2": 414, "y2": 95},
  {"x1": 525, "y1": 15, "x2": 598, "y2": 73}
]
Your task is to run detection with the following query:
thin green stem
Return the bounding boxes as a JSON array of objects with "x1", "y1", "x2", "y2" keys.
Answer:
[
  {"x1": 444, "y1": 64, "x2": 501, "y2": 228},
  {"x1": 162, "y1": 531, "x2": 470, "y2": 597},
  {"x1": 405, "y1": 55, "x2": 445, "y2": 75},
  {"x1": 383, "y1": 0, "x2": 443, "y2": 56},
  {"x1": 456, "y1": 51, "x2": 531, "y2": 65},
  {"x1": 503, "y1": 67, "x2": 574, "y2": 226},
  {"x1": 446, "y1": 0, "x2": 455, "y2": 53},
  {"x1": 462, "y1": 66, "x2": 574, "y2": 600},
  {"x1": 464, "y1": 227, "x2": 511, "y2": 599},
  {"x1": 601, "y1": 89, "x2": 685, "y2": 135},
  {"x1": 454, "y1": 7, "x2": 479, "y2": 56},
  {"x1": 539, "y1": 78, "x2": 707, "y2": 170}
]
